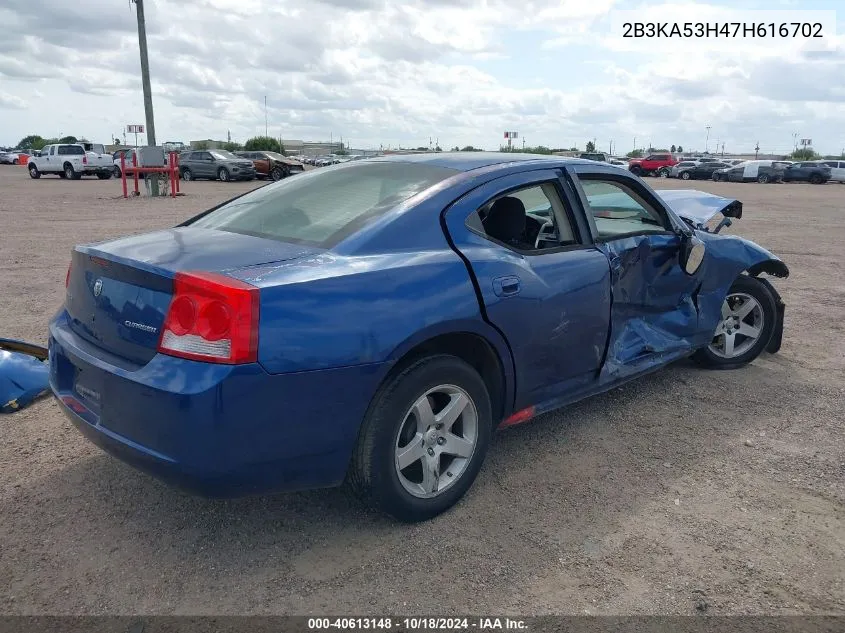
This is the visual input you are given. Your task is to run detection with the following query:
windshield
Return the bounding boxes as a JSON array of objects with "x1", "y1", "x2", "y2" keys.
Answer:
[
  {"x1": 187, "y1": 162, "x2": 457, "y2": 248},
  {"x1": 264, "y1": 152, "x2": 287, "y2": 160},
  {"x1": 210, "y1": 150, "x2": 239, "y2": 160}
]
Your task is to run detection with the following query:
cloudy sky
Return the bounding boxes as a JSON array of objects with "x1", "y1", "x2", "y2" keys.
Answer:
[{"x1": 1, "y1": 0, "x2": 843, "y2": 155}]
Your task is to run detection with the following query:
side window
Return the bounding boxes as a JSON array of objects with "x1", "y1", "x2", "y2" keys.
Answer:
[
  {"x1": 465, "y1": 183, "x2": 578, "y2": 253},
  {"x1": 578, "y1": 178, "x2": 669, "y2": 239},
  {"x1": 49, "y1": 146, "x2": 56, "y2": 156}
]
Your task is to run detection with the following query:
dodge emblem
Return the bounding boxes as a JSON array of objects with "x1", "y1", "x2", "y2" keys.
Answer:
[{"x1": 93, "y1": 279, "x2": 103, "y2": 297}]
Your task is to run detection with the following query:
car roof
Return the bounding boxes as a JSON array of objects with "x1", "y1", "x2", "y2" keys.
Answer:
[{"x1": 370, "y1": 151, "x2": 590, "y2": 172}]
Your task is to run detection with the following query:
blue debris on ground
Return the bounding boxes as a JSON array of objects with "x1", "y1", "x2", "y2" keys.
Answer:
[{"x1": 0, "y1": 339, "x2": 50, "y2": 414}]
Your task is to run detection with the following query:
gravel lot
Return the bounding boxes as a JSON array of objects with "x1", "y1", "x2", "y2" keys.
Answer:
[{"x1": 1, "y1": 165, "x2": 843, "y2": 615}]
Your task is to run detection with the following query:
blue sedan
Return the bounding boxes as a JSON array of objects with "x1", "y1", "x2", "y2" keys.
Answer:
[{"x1": 49, "y1": 153, "x2": 788, "y2": 522}]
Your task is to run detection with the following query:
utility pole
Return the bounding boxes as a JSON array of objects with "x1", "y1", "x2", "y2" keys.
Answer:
[
  {"x1": 633, "y1": 137, "x2": 636, "y2": 153},
  {"x1": 755, "y1": 141, "x2": 760, "y2": 159},
  {"x1": 705, "y1": 125, "x2": 711, "y2": 153},
  {"x1": 132, "y1": 0, "x2": 158, "y2": 194},
  {"x1": 264, "y1": 96, "x2": 268, "y2": 137},
  {"x1": 792, "y1": 131, "x2": 798, "y2": 152}
]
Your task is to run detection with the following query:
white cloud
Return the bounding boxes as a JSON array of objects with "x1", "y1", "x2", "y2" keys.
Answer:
[{"x1": 0, "y1": 0, "x2": 843, "y2": 155}]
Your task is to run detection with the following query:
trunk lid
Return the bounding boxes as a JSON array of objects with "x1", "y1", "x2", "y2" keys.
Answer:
[{"x1": 66, "y1": 227, "x2": 318, "y2": 364}]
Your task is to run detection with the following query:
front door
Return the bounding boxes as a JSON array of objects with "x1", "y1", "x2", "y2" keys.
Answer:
[
  {"x1": 443, "y1": 169, "x2": 611, "y2": 409},
  {"x1": 567, "y1": 166, "x2": 704, "y2": 381}
]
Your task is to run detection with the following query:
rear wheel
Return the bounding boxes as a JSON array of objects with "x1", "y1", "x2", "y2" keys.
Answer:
[
  {"x1": 757, "y1": 173, "x2": 769, "y2": 183},
  {"x1": 217, "y1": 167, "x2": 230, "y2": 182},
  {"x1": 12, "y1": 158, "x2": 18, "y2": 165},
  {"x1": 181, "y1": 168, "x2": 193, "y2": 181},
  {"x1": 809, "y1": 173, "x2": 823, "y2": 184},
  {"x1": 680, "y1": 171, "x2": 691, "y2": 180},
  {"x1": 28, "y1": 164, "x2": 40, "y2": 179},
  {"x1": 693, "y1": 275, "x2": 776, "y2": 370},
  {"x1": 658, "y1": 167, "x2": 670, "y2": 178},
  {"x1": 97, "y1": 172, "x2": 111, "y2": 180},
  {"x1": 712, "y1": 173, "x2": 722, "y2": 182},
  {"x1": 348, "y1": 355, "x2": 492, "y2": 522}
]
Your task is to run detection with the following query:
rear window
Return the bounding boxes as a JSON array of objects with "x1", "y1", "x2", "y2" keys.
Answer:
[
  {"x1": 57, "y1": 145, "x2": 84, "y2": 155},
  {"x1": 187, "y1": 162, "x2": 458, "y2": 248}
]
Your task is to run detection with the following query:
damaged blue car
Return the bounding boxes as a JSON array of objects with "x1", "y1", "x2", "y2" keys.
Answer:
[{"x1": 48, "y1": 153, "x2": 787, "y2": 522}]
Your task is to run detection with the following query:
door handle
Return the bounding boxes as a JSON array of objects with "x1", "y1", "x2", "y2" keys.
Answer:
[{"x1": 493, "y1": 276, "x2": 521, "y2": 297}]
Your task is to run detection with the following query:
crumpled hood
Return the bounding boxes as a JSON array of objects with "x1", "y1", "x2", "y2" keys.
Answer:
[{"x1": 654, "y1": 189, "x2": 742, "y2": 229}]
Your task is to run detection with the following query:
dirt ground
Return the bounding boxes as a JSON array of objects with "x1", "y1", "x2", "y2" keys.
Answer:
[{"x1": 0, "y1": 165, "x2": 843, "y2": 616}]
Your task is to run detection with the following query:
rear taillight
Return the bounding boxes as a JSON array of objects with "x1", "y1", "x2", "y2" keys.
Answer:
[
  {"x1": 158, "y1": 272, "x2": 259, "y2": 364},
  {"x1": 65, "y1": 262, "x2": 72, "y2": 287},
  {"x1": 82, "y1": 155, "x2": 88, "y2": 165}
]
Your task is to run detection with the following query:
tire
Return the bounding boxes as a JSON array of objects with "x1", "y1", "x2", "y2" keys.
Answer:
[
  {"x1": 712, "y1": 173, "x2": 721, "y2": 182},
  {"x1": 12, "y1": 158, "x2": 18, "y2": 165},
  {"x1": 809, "y1": 174, "x2": 823, "y2": 184},
  {"x1": 113, "y1": 166, "x2": 122, "y2": 178},
  {"x1": 28, "y1": 164, "x2": 40, "y2": 179},
  {"x1": 270, "y1": 167, "x2": 284, "y2": 181},
  {"x1": 692, "y1": 275, "x2": 777, "y2": 370},
  {"x1": 757, "y1": 173, "x2": 769, "y2": 184},
  {"x1": 658, "y1": 167, "x2": 670, "y2": 178},
  {"x1": 629, "y1": 166, "x2": 642, "y2": 176},
  {"x1": 181, "y1": 168, "x2": 193, "y2": 181},
  {"x1": 348, "y1": 355, "x2": 493, "y2": 522},
  {"x1": 97, "y1": 172, "x2": 111, "y2": 180},
  {"x1": 680, "y1": 171, "x2": 691, "y2": 180},
  {"x1": 64, "y1": 163, "x2": 81, "y2": 180},
  {"x1": 217, "y1": 167, "x2": 230, "y2": 182}
]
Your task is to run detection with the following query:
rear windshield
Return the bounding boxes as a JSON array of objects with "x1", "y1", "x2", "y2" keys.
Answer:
[
  {"x1": 187, "y1": 162, "x2": 458, "y2": 248},
  {"x1": 58, "y1": 145, "x2": 84, "y2": 155}
]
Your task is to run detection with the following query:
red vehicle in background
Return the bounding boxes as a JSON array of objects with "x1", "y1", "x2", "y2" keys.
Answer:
[{"x1": 628, "y1": 152, "x2": 679, "y2": 177}]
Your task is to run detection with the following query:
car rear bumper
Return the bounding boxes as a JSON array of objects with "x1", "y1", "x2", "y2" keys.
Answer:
[{"x1": 49, "y1": 310, "x2": 387, "y2": 497}]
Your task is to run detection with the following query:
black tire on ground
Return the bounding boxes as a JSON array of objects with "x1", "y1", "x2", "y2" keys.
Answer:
[
  {"x1": 12, "y1": 158, "x2": 18, "y2": 165},
  {"x1": 113, "y1": 166, "x2": 122, "y2": 178},
  {"x1": 348, "y1": 354, "x2": 493, "y2": 523},
  {"x1": 757, "y1": 173, "x2": 769, "y2": 183},
  {"x1": 680, "y1": 171, "x2": 691, "y2": 180},
  {"x1": 271, "y1": 167, "x2": 284, "y2": 181},
  {"x1": 692, "y1": 275, "x2": 777, "y2": 370},
  {"x1": 630, "y1": 166, "x2": 643, "y2": 176},
  {"x1": 809, "y1": 174, "x2": 823, "y2": 184},
  {"x1": 658, "y1": 167, "x2": 670, "y2": 178},
  {"x1": 181, "y1": 168, "x2": 193, "y2": 181},
  {"x1": 712, "y1": 173, "x2": 722, "y2": 182},
  {"x1": 64, "y1": 163, "x2": 76, "y2": 180},
  {"x1": 217, "y1": 167, "x2": 230, "y2": 182},
  {"x1": 97, "y1": 172, "x2": 112, "y2": 180},
  {"x1": 28, "y1": 164, "x2": 40, "y2": 179}
]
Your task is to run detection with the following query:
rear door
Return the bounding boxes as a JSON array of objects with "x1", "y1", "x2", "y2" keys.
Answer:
[
  {"x1": 443, "y1": 168, "x2": 611, "y2": 408},
  {"x1": 566, "y1": 164, "x2": 704, "y2": 380}
]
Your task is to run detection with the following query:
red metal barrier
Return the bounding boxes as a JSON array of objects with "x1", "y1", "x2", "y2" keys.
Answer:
[{"x1": 120, "y1": 150, "x2": 181, "y2": 199}]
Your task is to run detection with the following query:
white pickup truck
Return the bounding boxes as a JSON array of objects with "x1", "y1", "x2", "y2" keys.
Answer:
[{"x1": 27, "y1": 143, "x2": 113, "y2": 180}]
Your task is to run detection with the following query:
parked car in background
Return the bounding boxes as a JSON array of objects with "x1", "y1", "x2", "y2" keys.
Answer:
[
  {"x1": 235, "y1": 151, "x2": 304, "y2": 181},
  {"x1": 0, "y1": 149, "x2": 25, "y2": 164},
  {"x1": 27, "y1": 144, "x2": 113, "y2": 180},
  {"x1": 712, "y1": 160, "x2": 785, "y2": 183},
  {"x1": 628, "y1": 153, "x2": 678, "y2": 177},
  {"x1": 49, "y1": 153, "x2": 788, "y2": 522},
  {"x1": 821, "y1": 160, "x2": 845, "y2": 183},
  {"x1": 579, "y1": 152, "x2": 609, "y2": 162},
  {"x1": 179, "y1": 150, "x2": 256, "y2": 182},
  {"x1": 782, "y1": 161, "x2": 832, "y2": 184},
  {"x1": 678, "y1": 161, "x2": 730, "y2": 181},
  {"x1": 670, "y1": 160, "x2": 699, "y2": 178},
  {"x1": 112, "y1": 149, "x2": 136, "y2": 177}
]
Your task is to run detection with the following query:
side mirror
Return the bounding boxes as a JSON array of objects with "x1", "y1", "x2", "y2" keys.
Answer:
[{"x1": 680, "y1": 234, "x2": 706, "y2": 275}]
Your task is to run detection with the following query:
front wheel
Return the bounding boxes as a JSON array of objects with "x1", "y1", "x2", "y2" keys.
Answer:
[
  {"x1": 680, "y1": 171, "x2": 691, "y2": 180},
  {"x1": 712, "y1": 173, "x2": 722, "y2": 182},
  {"x1": 693, "y1": 275, "x2": 777, "y2": 370},
  {"x1": 270, "y1": 167, "x2": 284, "y2": 181},
  {"x1": 12, "y1": 158, "x2": 18, "y2": 165},
  {"x1": 757, "y1": 173, "x2": 769, "y2": 184},
  {"x1": 217, "y1": 167, "x2": 230, "y2": 182},
  {"x1": 97, "y1": 172, "x2": 112, "y2": 180},
  {"x1": 181, "y1": 168, "x2": 193, "y2": 181},
  {"x1": 629, "y1": 166, "x2": 643, "y2": 176},
  {"x1": 348, "y1": 355, "x2": 492, "y2": 522},
  {"x1": 113, "y1": 166, "x2": 122, "y2": 178},
  {"x1": 28, "y1": 164, "x2": 40, "y2": 179},
  {"x1": 809, "y1": 174, "x2": 823, "y2": 184},
  {"x1": 658, "y1": 167, "x2": 670, "y2": 178}
]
